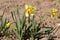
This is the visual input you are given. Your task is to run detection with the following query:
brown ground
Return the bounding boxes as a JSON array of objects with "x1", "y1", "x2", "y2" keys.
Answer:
[{"x1": 0, "y1": 0, "x2": 60, "y2": 40}]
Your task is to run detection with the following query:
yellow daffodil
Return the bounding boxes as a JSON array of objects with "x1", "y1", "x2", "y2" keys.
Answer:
[
  {"x1": 25, "y1": 5, "x2": 35, "y2": 17},
  {"x1": 5, "y1": 22, "x2": 12, "y2": 28},
  {"x1": 51, "y1": 8, "x2": 57, "y2": 18}
]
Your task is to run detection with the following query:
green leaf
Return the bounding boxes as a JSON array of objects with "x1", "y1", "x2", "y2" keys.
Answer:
[
  {"x1": 28, "y1": 15, "x2": 30, "y2": 23},
  {"x1": 15, "y1": 6, "x2": 21, "y2": 34},
  {"x1": 13, "y1": 29, "x2": 21, "y2": 40},
  {"x1": 4, "y1": 30, "x2": 10, "y2": 37},
  {"x1": 11, "y1": 12, "x2": 15, "y2": 21},
  {"x1": 16, "y1": 5, "x2": 19, "y2": 16},
  {"x1": 21, "y1": 13, "x2": 26, "y2": 29},
  {"x1": 0, "y1": 20, "x2": 2, "y2": 27},
  {"x1": 26, "y1": 20, "x2": 34, "y2": 32},
  {"x1": 34, "y1": 27, "x2": 52, "y2": 37},
  {"x1": 39, "y1": 28, "x2": 51, "y2": 33},
  {"x1": 15, "y1": 18, "x2": 21, "y2": 34},
  {"x1": 20, "y1": 13, "x2": 26, "y2": 38}
]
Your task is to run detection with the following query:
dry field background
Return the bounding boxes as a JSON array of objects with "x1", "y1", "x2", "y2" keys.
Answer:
[{"x1": 0, "y1": 0, "x2": 60, "y2": 40}]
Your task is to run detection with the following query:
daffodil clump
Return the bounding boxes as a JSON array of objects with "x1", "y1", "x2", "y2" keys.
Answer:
[
  {"x1": 51, "y1": 8, "x2": 57, "y2": 18},
  {"x1": 25, "y1": 5, "x2": 35, "y2": 17}
]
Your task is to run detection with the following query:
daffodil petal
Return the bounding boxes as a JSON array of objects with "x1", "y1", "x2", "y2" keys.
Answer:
[
  {"x1": 25, "y1": 12, "x2": 29, "y2": 17},
  {"x1": 31, "y1": 14, "x2": 34, "y2": 16},
  {"x1": 52, "y1": 8, "x2": 57, "y2": 13},
  {"x1": 25, "y1": 5, "x2": 28, "y2": 10},
  {"x1": 51, "y1": 15, "x2": 53, "y2": 18}
]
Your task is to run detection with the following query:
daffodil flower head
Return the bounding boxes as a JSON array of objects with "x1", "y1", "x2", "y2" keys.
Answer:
[
  {"x1": 25, "y1": 5, "x2": 35, "y2": 17},
  {"x1": 5, "y1": 22, "x2": 12, "y2": 28},
  {"x1": 51, "y1": 8, "x2": 57, "y2": 18}
]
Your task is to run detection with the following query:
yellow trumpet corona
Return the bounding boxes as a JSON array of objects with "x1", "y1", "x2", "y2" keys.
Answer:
[{"x1": 5, "y1": 22, "x2": 12, "y2": 28}]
